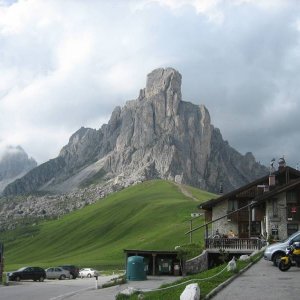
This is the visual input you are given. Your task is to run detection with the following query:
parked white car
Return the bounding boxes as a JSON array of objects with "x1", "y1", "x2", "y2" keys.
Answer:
[
  {"x1": 79, "y1": 268, "x2": 99, "y2": 278},
  {"x1": 264, "y1": 231, "x2": 300, "y2": 266},
  {"x1": 46, "y1": 267, "x2": 70, "y2": 280}
]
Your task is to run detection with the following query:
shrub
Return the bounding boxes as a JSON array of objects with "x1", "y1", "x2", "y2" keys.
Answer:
[{"x1": 102, "y1": 275, "x2": 127, "y2": 288}]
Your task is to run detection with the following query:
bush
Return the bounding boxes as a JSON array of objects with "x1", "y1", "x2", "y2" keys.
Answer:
[
  {"x1": 102, "y1": 275, "x2": 127, "y2": 288},
  {"x1": 115, "y1": 294, "x2": 131, "y2": 300},
  {"x1": 176, "y1": 243, "x2": 203, "y2": 260}
]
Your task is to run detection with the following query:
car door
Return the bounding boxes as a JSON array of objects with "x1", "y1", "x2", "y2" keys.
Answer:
[
  {"x1": 47, "y1": 268, "x2": 54, "y2": 279},
  {"x1": 23, "y1": 267, "x2": 33, "y2": 280},
  {"x1": 54, "y1": 268, "x2": 62, "y2": 278}
]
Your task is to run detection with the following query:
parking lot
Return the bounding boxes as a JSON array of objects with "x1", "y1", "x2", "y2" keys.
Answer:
[
  {"x1": 5, "y1": 259, "x2": 299, "y2": 300},
  {"x1": 0, "y1": 274, "x2": 180, "y2": 300},
  {"x1": 0, "y1": 275, "x2": 116, "y2": 300}
]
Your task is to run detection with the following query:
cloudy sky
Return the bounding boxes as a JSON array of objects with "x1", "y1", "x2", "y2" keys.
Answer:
[{"x1": 0, "y1": 0, "x2": 300, "y2": 168}]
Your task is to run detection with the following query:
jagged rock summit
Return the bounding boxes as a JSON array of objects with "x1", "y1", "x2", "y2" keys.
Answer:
[
  {"x1": 2, "y1": 68, "x2": 267, "y2": 197},
  {"x1": 0, "y1": 145, "x2": 37, "y2": 193}
]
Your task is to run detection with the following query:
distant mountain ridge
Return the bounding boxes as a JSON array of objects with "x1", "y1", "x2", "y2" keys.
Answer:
[
  {"x1": 0, "y1": 146, "x2": 37, "y2": 193},
  {"x1": 2, "y1": 68, "x2": 268, "y2": 197}
]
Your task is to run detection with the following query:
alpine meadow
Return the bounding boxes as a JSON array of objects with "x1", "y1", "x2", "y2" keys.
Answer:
[{"x1": 0, "y1": 180, "x2": 216, "y2": 271}]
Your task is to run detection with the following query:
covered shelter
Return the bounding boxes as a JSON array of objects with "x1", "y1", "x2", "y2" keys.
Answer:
[{"x1": 124, "y1": 249, "x2": 181, "y2": 276}]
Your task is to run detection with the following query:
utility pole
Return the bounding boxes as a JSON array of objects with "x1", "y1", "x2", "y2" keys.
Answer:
[{"x1": 189, "y1": 213, "x2": 203, "y2": 244}]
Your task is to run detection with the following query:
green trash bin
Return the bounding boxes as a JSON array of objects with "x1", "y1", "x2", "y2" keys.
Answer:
[{"x1": 126, "y1": 256, "x2": 147, "y2": 281}]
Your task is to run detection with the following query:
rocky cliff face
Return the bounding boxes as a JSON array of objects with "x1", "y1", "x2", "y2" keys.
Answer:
[
  {"x1": 0, "y1": 146, "x2": 37, "y2": 193},
  {"x1": 2, "y1": 68, "x2": 267, "y2": 197}
]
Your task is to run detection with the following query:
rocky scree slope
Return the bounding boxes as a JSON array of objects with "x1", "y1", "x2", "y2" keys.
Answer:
[{"x1": 2, "y1": 68, "x2": 267, "y2": 198}]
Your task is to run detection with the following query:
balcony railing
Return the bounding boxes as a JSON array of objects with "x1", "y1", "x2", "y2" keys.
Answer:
[{"x1": 205, "y1": 238, "x2": 265, "y2": 251}]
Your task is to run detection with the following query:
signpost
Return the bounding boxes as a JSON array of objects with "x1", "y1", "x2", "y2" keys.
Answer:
[
  {"x1": 0, "y1": 242, "x2": 3, "y2": 284},
  {"x1": 189, "y1": 213, "x2": 203, "y2": 243}
]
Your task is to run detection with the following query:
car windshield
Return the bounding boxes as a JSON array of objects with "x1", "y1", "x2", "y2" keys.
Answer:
[
  {"x1": 282, "y1": 231, "x2": 300, "y2": 243},
  {"x1": 17, "y1": 267, "x2": 27, "y2": 271}
]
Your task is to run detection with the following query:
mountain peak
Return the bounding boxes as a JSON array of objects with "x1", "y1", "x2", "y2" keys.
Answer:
[
  {"x1": 0, "y1": 145, "x2": 37, "y2": 193},
  {"x1": 145, "y1": 67, "x2": 182, "y2": 99},
  {"x1": 2, "y1": 68, "x2": 268, "y2": 197}
]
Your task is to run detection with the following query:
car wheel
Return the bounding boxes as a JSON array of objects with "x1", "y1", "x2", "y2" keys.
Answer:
[
  {"x1": 59, "y1": 275, "x2": 66, "y2": 280},
  {"x1": 70, "y1": 274, "x2": 74, "y2": 279},
  {"x1": 39, "y1": 276, "x2": 45, "y2": 282},
  {"x1": 279, "y1": 260, "x2": 291, "y2": 271},
  {"x1": 273, "y1": 252, "x2": 284, "y2": 266},
  {"x1": 87, "y1": 274, "x2": 92, "y2": 278},
  {"x1": 15, "y1": 276, "x2": 21, "y2": 282}
]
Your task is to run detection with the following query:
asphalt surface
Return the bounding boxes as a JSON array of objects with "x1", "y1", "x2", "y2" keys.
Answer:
[
  {"x1": 211, "y1": 257, "x2": 300, "y2": 300},
  {"x1": 0, "y1": 275, "x2": 181, "y2": 300},
  {"x1": 67, "y1": 275, "x2": 181, "y2": 300}
]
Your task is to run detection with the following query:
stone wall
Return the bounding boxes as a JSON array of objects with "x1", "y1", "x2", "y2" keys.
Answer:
[
  {"x1": 185, "y1": 250, "x2": 208, "y2": 275},
  {"x1": 266, "y1": 191, "x2": 288, "y2": 240}
]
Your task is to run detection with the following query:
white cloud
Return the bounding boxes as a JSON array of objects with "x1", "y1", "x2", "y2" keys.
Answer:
[{"x1": 0, "y1": 0, "x2": 300, "y2": 167}]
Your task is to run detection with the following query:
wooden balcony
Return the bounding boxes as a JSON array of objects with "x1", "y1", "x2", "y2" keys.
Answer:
[{"x1": 205, "y1": 238, "x2": 265, "y2": 254}]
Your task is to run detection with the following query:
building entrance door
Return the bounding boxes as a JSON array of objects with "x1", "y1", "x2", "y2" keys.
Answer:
[{"x1": 238, "y1": 222, "x2": 249, "y2": 238}]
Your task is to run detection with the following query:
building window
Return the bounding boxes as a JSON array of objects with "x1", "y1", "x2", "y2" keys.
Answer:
[
  {"x1": 286, "y1": 190, "x2": 300, "y2": 221},
  {"x1": 271, "y1": 224, "x2": 279, "y2": 239},
  {"x1": 287, "y1": 224, "x2": 298, "y2": 236},
  {"x1": 287, "y1": 191, "x2": 297, "y2": 203},
  {"x1": 251, "y1": 221, "x2": 261, "y2": 237},
  {"x1": 228, "y1": 199, "x2": 237, "y2": 212},
  {"x1": 272, "y1": 199, "x2": 278, "y2": 217}
]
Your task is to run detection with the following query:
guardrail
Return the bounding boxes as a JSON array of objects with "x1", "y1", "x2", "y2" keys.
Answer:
[{"x1": 205, "y1": 238, "x2": 265, "y2": 251}]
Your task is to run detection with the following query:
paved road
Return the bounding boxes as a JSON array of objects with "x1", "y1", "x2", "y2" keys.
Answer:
[
  {"x1": 68, "y1": 276, "x2": 181, "y2": 300},
  {"x1": 0, "y1": 276, "x2": 116, "y2": 300},
  {"x1": 0, "y1": 275, "x2": 180, "y2": 300},
  {"x1": 212, "y1": 258, "x2": 300, "y2": 300}
]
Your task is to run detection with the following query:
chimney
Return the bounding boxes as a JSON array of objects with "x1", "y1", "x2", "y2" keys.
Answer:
[
  {"x1": 278, "y1": 157, "x2": 286, "y2": 172},
  {"x1": 269, "y1": 174, "x2": 276, "y2": 187}
]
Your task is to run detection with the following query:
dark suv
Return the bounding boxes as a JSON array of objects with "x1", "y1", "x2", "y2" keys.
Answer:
[
  {"x1": 58, "y1": 265, "x2": 79, "y2": 279},
  {"x1": 8, "y1": 266, "x2": 46, "y2": 282}
]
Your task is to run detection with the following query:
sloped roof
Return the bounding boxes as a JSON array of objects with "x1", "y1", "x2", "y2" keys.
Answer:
[
  {"x1": 250, "y1": 177, "x2": 300, "y2": 206},
  {"x1": 199, "y1": 166, "x2": 300, "y2": 210}
]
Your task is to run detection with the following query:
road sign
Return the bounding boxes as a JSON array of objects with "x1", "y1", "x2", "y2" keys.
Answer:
[{"x1": 191, "y1": 213, "x2": 202, "y2": 218}]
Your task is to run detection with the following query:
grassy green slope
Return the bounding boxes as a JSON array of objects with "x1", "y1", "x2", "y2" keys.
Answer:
[{"x1": 0, "y1": 180, "x2": 216, "y2": 271}]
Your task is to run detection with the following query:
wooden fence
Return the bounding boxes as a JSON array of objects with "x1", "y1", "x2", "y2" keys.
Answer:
[{"x1": 205, "y1": 238, "x2": 265, "y2": 251}]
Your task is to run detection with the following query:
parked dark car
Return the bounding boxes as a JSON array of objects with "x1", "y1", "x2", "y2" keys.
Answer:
[
  {"x1": 58, "y1": 265, "x2": 79, "y2": 279},
  {"x1": 8, "y1": 266, "x2": 46, "y2": 282}
]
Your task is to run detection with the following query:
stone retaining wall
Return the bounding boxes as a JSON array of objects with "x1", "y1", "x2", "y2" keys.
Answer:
[{"x1": 185, "y1": 250, "x2": 208, "y2": 274}]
